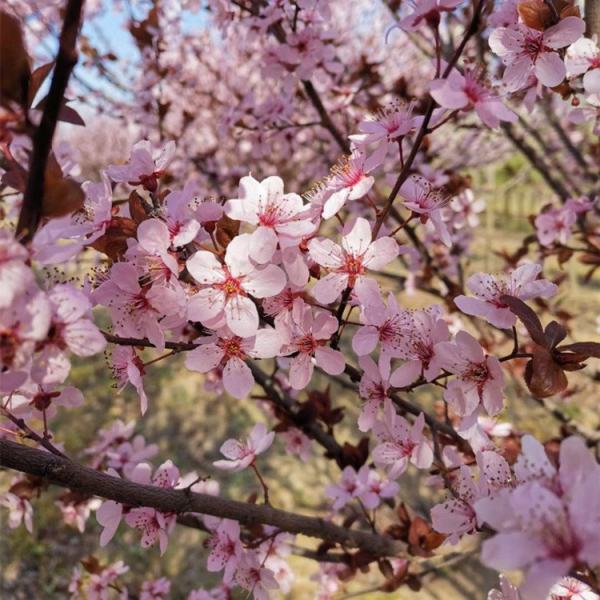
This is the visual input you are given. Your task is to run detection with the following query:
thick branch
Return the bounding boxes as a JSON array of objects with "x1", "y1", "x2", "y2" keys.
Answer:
[
  {"x1": 0, "y1": 440, "x2": 403, "y2": 556},
  {"x1": 16, "y1": 0, "x2": 85, "y2": 243}
]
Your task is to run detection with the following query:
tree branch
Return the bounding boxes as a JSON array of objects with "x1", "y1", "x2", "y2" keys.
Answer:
[
  {"x1": 16, "y1": 0, "x2": 85, "y2": 244},
  {"x1": 0, "y1": 439, "x2": 404, "y2": 557}
]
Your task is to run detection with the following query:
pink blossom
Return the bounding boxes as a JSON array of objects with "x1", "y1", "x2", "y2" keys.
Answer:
[
  {"x1": 206, "y1": 518, "x2": 243, "y2": 583},
  {"x1": 352, "y1": 281, "x2": 412, "y2": 358},
  {"x1": 475, "y1": 437, "x2": 600, "y2": 600},
  {"x1": 325, "y1": 465, "x2": 361, "y2": 510},
  {"x1": 431, "y1": 451, "x2": 512, "y2": 544},
  {"x1": 349, "y1": 101, "x2": 417, "y2": 166},
  {"x1": 32, "y1": 283, "x2": 106, "y2": 385},
  {"x1": 0, "y1": 229, "x2": 33, "y2": 309},
  {"x1": 126, "y1": 218, "x2": 180, "y2": 285},
  {"x1": 185, "y1": 327, "x2": 281, "y2": 399},
  {"x1": 430, "y1": 68, "x2": 517, "y2": 128},
  {"x1": 8, "y1": 383, "x2": 83, "y2": 422},
  {"x1": 436, "y1": 331, "x2": 505, "y2": 417},
  {"x1": 225, "y1": 175, "x2": 314, "y2": 263},
  {"x1": 106, "y1": 140, "x2": 175, "y2": 191},
  {"x1": 235, "y1": 553, "x2": 279, "y2": 600},
  {"x1": 278, "y1": 427, "x2": 312, "y2": 461},
  {"x1": 162, "y1": 181, "x2": 203, "y2": 247},
  {"x1": 391, "y1": 305, "x2": 450, "y2": 384},
  {"x1": 535, "y1": 198, "x2": 591, "y2": 247},
  {"x1": 454, "y1": 263, "x2": 557, "y2": 329},
  {"x1": 357, "y1": 355, "x2": 391, "y2": 431},
  {"x1": 56, "y1": 495, "x2": 100, "y2": 533},
  {"x1": 399, "y1": 0, "x2": 463, "y2": 31},
  {"x1": 96, "y1": 495, "x2": 123, "y2": 547},
  {"x1": 93, "y1": 262, "x2": 186, "y2": 352},
  {"x1": 0, "y1": 288, "x2": 51, "y2": 393},
  {"x1": 111, "y1": 346, "x2": 149, "y2": 414},
  {"x1": 69, "y1": 560, "x2": 129, "y2": 600},
  {"x1": 566, "y1": 38, "x2": 600, "y2": 90},
  {"x1": 105, "y1": 434, "x2": 159, "y2": 477},
  {"x1": 213, "y1": 423, "x2": 274, "y2": 471},
  {"x1": 308, "y1": 217, "x2": 398, "y2": 304},
  {"x1": 0, "y1": 491, "x2": 33, "y2": 533},
  {"x1": 187, "y1": 234, "x2": 286, "y2": 338},
  {"x1": 399, "y1": 176, "x2": 451, "y2": 245},
  {"x1": 326, "y1": 464, "x2": 398, "y2": 510},
  {"x1": 281, "y1": 307, "x2": 345, "y2": 390},
  {"x1": 85, "y1": 419, "x2": 136, "y2": 467},
  {"x1": 372, "y1": 399, "x2": 434, "y2": 477},
  {"x1": 550, "y1": 577, "x2": 600, "y2": 600},
  {"x1": 140, "y1": 577, "x2": 171, "y2": 600},
  {"x1": 489, "y1": 18, "x2": 586, "y2": 91},
  {"x1": 124, "y1": 461, "x2": 180, "y2": 554},
  {"x1": 355, "y1": 465, "x2": 400, "y2": 509},
  {"x1": 321, "y1": 151, "x2": 376, "y2": 219}
]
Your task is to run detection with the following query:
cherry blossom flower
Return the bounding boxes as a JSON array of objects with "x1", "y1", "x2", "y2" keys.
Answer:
[
  {"x1": 475, "y1": 437, "x2": 600, "y2": 600},
  {"x1": 355, "y1": 465, "x2": 400, "y2": 509},
  {"x1": 489, "y1": 18, "x2": 586, "y2": 91},
  {"x1": 349, "y1": 101, "x2": 417, "y2": 166},
  {"x1": 0, "y1": 288, "x2": 51, "y2": 393},
  {"x1": 56, "y1": 493, "x2": 100, "y2": 533},
  {"x1": 325, "y1": 465, "x2": 361, "y2": 510},
  {"x1": 430, "y1": 68, "x2": 517, "y2": 128},
  {"x1": 161, "y1": 181, "x2": 203, "y2": 247},
  {"x1": 140, "y1": 577, "x2": 171, "y2": 600},
  {"x1": 110, "y1": 345, "x2": 149, "y2": 414},
  {"x1": 213, "y1": 423, "x2": 275, "y2": 471},
  {"x1": 106, "y1": 140, "x2": 175, "y2": 191},
  {"x1": 225, "y1": 175, "x2": 314, "y2": 263},
  {"x1": 93, "y1": 262, "x2": 186, "y2": 352},
  {"x1": 278, "y1": 427, "x2": 312, "y2": 461},
  {"x1": 85, "y1": 420, "x2": 136, "y2": 467},
  {"x1": 205, "y1": 518, "x2": 243, "y2": 583},
  {"x1": 399, "y1": 0, "x2": 463, "y2": 31},
  {"x1": 399, "y1": 176, "x2": 451, "y2": 245},
  {"x1": 124, "y1": 461, "x2": 180, "y2": 554},
  {"x1": 0, "y1": 229, "x2": 33, "y2": 309},
  {"x1": 235, "y1": 553, "x2": 279, "y2": 600},
  {"x1": 535, "y1": 198, "x2": 592, "y2": 247},
  {"x1": 186, "y1": 234, "x2": 286, "y2": 338},
  {"x1": 432, "y1": 451, "x2": 512, "y2": 544},
  {"x1": 550, "y1": 577, "x2": 600, "y2": 600},
  {"x1": 308, "y1": 217, "x2": 398, "y2": 304},
  {"x1": 372, "y1": 399, "x2": 434, "y2": 477},
  {"x1": 357, "y1": 355, "x2": 391, "y2": 431},
  {"x1": 0, "y1": 491, "x2": 33, "y2": 533},
  {"x1": 566, "y1": 37, "x2": 600, "y2": 93},
  {"x1": 32, "y1": 283, "x2": 106, "y2": 385},
  {"x1": 352, "y1": 281, "x2": 411, "y2": 357},
  {"x1": 437, "y1": 331, "x2": 505, "y2": 417},
  {"x1": 69, "y1": 560, "x2": 129, "y2": 600},
  {"x1": 320, "y1": 151, "x2": 376, "y2": 219},
  {"x1": 326, "y1": 464, "x2": 398, "y2": 510},
  {"x1": 281, "y1": 307, "x2": 345, "y2": 390},
  {"x1": 105, "y1": 434, "x2": 159, "y2": 477},
  {"x1": 454, "y1": 263, "x2": 557, "y2": 329},
  {"x1": 185, "y1": 327, "x2": 281, "y2": 399},
  {"x1": 391, "y1": 305, "x2": 450, "y2": 384},
  {"x1": 126, "y1": 219, "x2": 180, "y2": 286},
  {"x1": 8, "y1": 383, "x2": 83, "y2": 423}
]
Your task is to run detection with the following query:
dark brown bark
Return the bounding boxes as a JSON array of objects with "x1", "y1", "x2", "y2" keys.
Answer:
[
  {"x1": 0, "y1": 439, "x2": 404, "y2": 557},
  {"x1": 16, "y1": 0, "x2": 85, "y2": 243}
]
